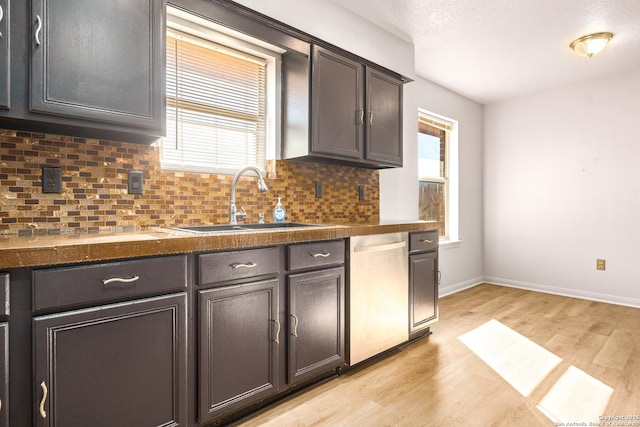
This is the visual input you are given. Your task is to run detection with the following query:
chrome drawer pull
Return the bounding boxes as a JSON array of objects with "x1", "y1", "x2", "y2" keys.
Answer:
[
  {"x1": 311, "y1": 251, "x2": 330, "y2": 258},
  {"x1": 39, "y1": 381, "x2": 48, "y2": 419},
  {"x1": 35, "y1": 15, "x2": 42, "y2": 46},
  {"x1": 102, "y1": 276, "x2": 140, "y2": 285},
  {"x1": 0, "y1": 5, "x2": 3, "y2": 37},
  {"x1": 273, "y1": 319, "x2": 281, "y2": 344},
  {"x1": 420, "y1": 239, "x2": 434, "y2": 243},
  {"x1": 230, "y1": 262, "x2": 257, "y2": 269},
  {"x1": 291, "y1": 314, "x2": 299, "y2": 337}
]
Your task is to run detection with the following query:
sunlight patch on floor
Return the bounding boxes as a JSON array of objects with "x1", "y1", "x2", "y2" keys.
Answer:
[
  {"x1": 537, "y1": 365, "x2": 614, "y2": 424},
  {"x1": 459, "y1": 319, "x2": 615, "y2": 424},
  {"x1": 458, "y1": 319, "x2": 562, "y2": 397}
]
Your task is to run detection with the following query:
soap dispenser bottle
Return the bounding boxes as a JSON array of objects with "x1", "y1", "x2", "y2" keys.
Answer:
[{"x1": 273, "y1": 197, "x2": 286, "y2": 223}]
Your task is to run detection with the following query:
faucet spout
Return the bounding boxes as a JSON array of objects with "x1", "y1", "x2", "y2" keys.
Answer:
[{"x1": 229, "y1": 166, "x2": 269, "y2": 225}]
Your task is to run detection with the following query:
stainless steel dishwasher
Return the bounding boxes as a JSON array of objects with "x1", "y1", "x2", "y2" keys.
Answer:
[{"x1": 349, "y1": 232, "x2": 409, "y2": 365}]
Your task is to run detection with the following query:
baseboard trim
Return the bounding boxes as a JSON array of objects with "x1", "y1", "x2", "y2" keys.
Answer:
[
  {"x1": 484, "y1": 276, "x2": 640, "y2": 309},
  {"x1": 440, "y1": 277, "x2": 484, "y2": 297}
]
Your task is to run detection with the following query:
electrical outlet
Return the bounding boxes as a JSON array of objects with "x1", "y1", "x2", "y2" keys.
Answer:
[
  {"x1": 315, "y1": 181, "x2": 322, "y2": 198},
  {"x1": 596, "y1": 259, "x2": 606, "y2": 271},
  {"x1": 358, "y1": 185, "x2": 365, "y2": 201},
  {"x1": 41, "y1": 167, "x2": 62, "y2": 193}
]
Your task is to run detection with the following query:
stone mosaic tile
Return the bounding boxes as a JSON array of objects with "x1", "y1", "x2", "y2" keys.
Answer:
[{"x1": 0, "y1": 128, "x2": 379, "y2": 234}]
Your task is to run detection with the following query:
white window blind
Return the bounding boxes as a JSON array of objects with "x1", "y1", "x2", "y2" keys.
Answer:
[{"x1": 163, "y1": 31, "x2": 267, "y2": 174}]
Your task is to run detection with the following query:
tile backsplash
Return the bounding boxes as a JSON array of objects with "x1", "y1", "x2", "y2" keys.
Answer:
[{"x1": 0, "y1": 128, "x2": 379, "y2": 234}]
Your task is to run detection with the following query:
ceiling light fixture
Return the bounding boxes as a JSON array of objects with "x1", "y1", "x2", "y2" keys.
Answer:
[{"x1": 569, "y1": 32, "x2": 613, "y2": 58}]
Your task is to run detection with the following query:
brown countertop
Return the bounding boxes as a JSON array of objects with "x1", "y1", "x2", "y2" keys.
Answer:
[{"x1": 0, "y1": 220, "x2": 438, "y2": 269}]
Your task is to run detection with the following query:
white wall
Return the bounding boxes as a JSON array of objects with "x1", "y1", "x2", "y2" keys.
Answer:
[
  {"x1": 484, "y1": 70, "x2": 640, "y2": 307},
  {"x1": 385, "y1": 77, "x2": 484, "y2": 295},
  {"x1": 237, "y1": 0, "x2": 486, "y2": 294},
  {"x1": 233, "y1": 0, "x2": 415, "y2": 78}
]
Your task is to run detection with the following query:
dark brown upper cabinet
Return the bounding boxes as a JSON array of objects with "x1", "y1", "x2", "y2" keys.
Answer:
[
  {"x1": 30, "y1": 0, "x2": 165, "y2": 135},
  {"x1": 365, "y1": 67, "x2": 404, "y2": 166},
  {"x1": 0, "y1": 0, "x2": 165, "y2": 142},
  {"x1": 0, "y1": 0, "x2": 9, "y2": 110},
  {"x1": 310, "y1": 47, "x2": 365, "y2": 161},
  {"x1": 284, "y1": 44, "x2": 405, "y2": 169}
]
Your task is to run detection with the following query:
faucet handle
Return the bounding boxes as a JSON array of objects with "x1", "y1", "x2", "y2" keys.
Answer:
[
  {"x1": 258, "y1": 213, "x2": 265, "y2": 224},
  {"x1": 236, "y1": 207, "x2": 247, "y2": 221}
]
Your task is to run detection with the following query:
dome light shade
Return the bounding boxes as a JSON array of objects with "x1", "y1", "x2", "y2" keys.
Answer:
[{"x1": 570, "y1": 32, "x2": 613, "y2": 58}]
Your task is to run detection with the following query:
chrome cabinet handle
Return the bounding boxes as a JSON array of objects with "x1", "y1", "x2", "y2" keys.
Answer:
[
  {"x1": 273, "y1": 319, "x2": 281, "y2": 344},
  {"x1": 368, "y1": 111, "x2": 374, "y2": 125},
  {"x1": 35, "y1": 15, "x2": 42, "y2": 46},
  {"x1": 102, "y1": 276, "x2": 140, "y2": 285},
  {"x1": 0, "y1": 5, "x2": 3, "y2": 37},
  {"x1": 356, "y1": 109, "x2": 364, "y2": 125},
  {"x1": 230, "y1": 262, "x2": 257, "y2": 269},
  {"x1": 39, "y1": 381, "x2": 48, "y2": 419},
  {"x1": 311, "y1": 251, "x2": 330, "y2": 258},
  {"x1": 438, "y1": 271, "x2": 442, "y2": 285},
  {"x1": 291, "y1": 314, "x2": 298, "y2": 337},
  {"x1": 420, "y1": 239, "x2": 434, "y2": 243}
]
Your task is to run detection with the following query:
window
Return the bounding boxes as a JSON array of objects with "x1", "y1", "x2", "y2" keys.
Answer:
[
  {"x1": 418, "y1": 110, "x2": 456, "y2": 239},
  {"x1": 162, "y1": 8, "x2": 281, "y2": 175}
]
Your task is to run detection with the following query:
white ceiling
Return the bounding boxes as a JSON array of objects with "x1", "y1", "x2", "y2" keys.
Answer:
[{"x1": 331, "y1": 0, "x2": 640, "y2": 104}]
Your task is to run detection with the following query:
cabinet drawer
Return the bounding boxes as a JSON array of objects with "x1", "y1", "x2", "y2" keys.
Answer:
[
  {"x1": 410, "y1": 230, "x2": 439, "y2": 253},
  {"x1": 33, "y1": 255, "x2": 188, "y2": 312},
  {"x1": 0, "y1": 273, "x2": 8, "y2": 316},
  {"x1": 198, "y1": 247, "x2": 279, "y2": 285},
  {"x1": 288, "y1": 240, "x2": 345, "y2": 271}
]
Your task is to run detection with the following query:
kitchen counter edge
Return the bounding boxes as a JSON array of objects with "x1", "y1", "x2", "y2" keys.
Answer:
[{"x1": 0, "y1": 221, "x2": 438, "y2": 269}]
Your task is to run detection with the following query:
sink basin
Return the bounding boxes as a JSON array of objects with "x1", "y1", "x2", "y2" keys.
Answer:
[{"x1": 172, "y1": 222, "x2": 324, "y2": 234}]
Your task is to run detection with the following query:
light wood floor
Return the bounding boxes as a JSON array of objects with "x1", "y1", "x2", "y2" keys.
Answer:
[{"x1": 238, "y1": 284, "x2": 640, "y2": 426}]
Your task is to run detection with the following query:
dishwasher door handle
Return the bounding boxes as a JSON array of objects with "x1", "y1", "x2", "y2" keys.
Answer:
[{"x1": 353, "y1": 240, "x2": 406, "y2": 253}]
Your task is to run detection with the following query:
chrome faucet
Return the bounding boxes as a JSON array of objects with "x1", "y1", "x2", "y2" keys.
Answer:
[{"x1": 229, "y1": 166, "x2": 269, "y2": 225}]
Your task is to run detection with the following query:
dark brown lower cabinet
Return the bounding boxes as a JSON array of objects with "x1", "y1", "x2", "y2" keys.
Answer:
[
  {"x1": 409, "y1": 251, "x2": 438, "y2": 336},
  {"x1": 198, "y1": 279, "x2": 280, "y2": 424},
  {"x1": 0, "y1": 323, "x2": 7, "y2": 427},
  {"x1": 287, "y1": 267, "x2": 345, "y2": 384},
  {"x1": 33, "y1": 293, "x2": 187, "y2": 427}
]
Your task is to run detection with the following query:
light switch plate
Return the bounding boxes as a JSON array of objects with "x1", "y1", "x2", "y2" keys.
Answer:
[{"x1": 128, "y1": 170, "x2": 144, "y2": 194}]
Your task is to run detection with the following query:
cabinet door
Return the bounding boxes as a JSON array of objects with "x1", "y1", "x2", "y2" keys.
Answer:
[
  {"x1": 311, "y1": 45, "x2": 364, "y2": 160},
  {"x1": 288, "y1": 267, "x2": 345, "y2": 384},
  {"x1": 30, "y1": 0, "x2": 164, "y2": 131},
  {"x1": 199, "y1": 279, "x2": 279, "y2": 424},
  {"x1": 365, "y1": 67, "x2": 403, "y2": 166},
  {"x1": 0, "y1": 323, "x2": 7, "y2": 427},
  {"x1": 409, "y1": 252, "x2": 438, "y2": 334},
  {"x1": 0, "y1": 0, "x2": 9, "y2": 109},
  {"x1": 33, "y1": 293, "x2": 187, "y2": 427}
]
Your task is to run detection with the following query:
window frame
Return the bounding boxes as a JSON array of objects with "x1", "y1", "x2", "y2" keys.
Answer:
[
  {"x1": 161, "y1": 6, "x2": 283, "y2": 176},
  {"x1": 417, "y1": 109, "x2": 458, "y2": 242}
]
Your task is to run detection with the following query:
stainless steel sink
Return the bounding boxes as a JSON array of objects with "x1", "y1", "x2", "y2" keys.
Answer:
[{"x1": 172, "y1": 222, "x2": 324, "y2": 234}]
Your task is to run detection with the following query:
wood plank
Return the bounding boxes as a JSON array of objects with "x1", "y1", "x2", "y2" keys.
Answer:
[{"x1": 238, "y1": 284, "x2": 640, "y2": 426}]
